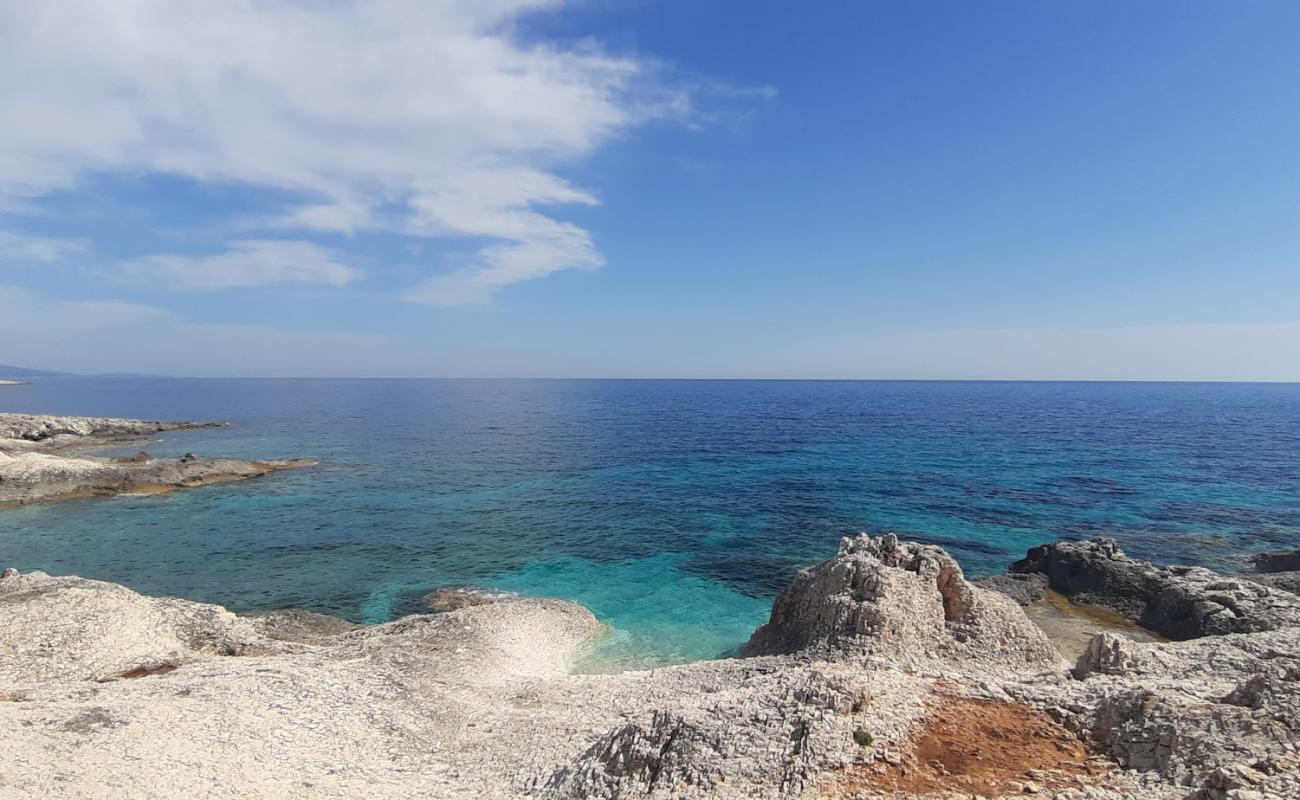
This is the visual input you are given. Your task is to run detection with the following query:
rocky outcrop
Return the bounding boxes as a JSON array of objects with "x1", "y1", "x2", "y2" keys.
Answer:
[
  {"x1": 1031, "y1": 626, "x2": 1300, "y2": 799},
  {"x1": 0, "y1": 413, "x2": 223, "y2": 448},
  {"x1": 1010, "y1": 537, "x2": 1300, "y2": 639},
  {"x1": 11, "y1": 533, "x2": 1299, "y2": 799},
  {"x1": 0, "y1": 412, "x2": 313, "y2": 506},
  {"x1": 1249, "y1": 571, "x2": 1300, "y2": 596},
  {"x1": 742, "y1": 533, "x2": 1061, "y2": 670},
  {"x1": 0, "y1": 450, "x2": 315, "y2": 506},
  {"x1": 990, "y1": 535, "x2": 1300, "y2": 800}
]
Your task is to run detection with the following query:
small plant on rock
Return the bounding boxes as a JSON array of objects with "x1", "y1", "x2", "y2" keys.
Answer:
[{"x1": 853, "y1": 729, "x2": 874, "y2": 747}]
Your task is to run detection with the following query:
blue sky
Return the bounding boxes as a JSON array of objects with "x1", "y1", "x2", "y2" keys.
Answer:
[{"x1": 2, "y1": 0, "x2": 1299, "y2": 379}]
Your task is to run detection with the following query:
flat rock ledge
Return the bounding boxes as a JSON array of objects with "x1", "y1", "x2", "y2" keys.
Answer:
[
  {"x1": 0, "y1": 412, "x2": 313, "y2": 506},
  {"x1": 3, "y1": 534, "x2": 1299, "y2": 800}
]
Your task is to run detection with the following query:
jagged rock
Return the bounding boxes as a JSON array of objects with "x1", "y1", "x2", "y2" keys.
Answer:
[
  {"x1": 6, "y1": 534, "x2": 1270, "y2": 800},
  {"x1": 544, "y1": 710, "x2": 723, "y2": 798},
  {"x1": 742, "y1": 533, "x2": 1060, "y2": 670},
  {"x1": 1024, "y1": 623, "x2": 1300, "y2": 797},
  {"x1": 1247, "y1": 571, "x2": 1300, "y2": 596},
  {"x1": 0, "y1": 567, "x2": 17, "y2": 580},
  {"x1": 1251, "y1": 549, "x2": 1300, "y2": 574},
  {"x1": 1080, "y1": 686, "x2": 1297, "y2": 786},
  {"x1": 1073, "y1": 632, "x2": 1144, "y2": 678},
  {"x1": 539, "y1": 663, "x2": 930, "y2": 800},
  {"x1": 1010, "y1": 538, "x2": 1300, "y2": 639}
]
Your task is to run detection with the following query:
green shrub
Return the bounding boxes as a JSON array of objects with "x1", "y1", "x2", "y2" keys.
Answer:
[{"x1": 852, "y1": 729, "x2": 873, "y2": 748}]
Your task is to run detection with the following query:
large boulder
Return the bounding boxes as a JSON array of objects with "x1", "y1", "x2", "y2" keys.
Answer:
[
  {"x1": 1010, "y1": 537, "x2": 1300, "y2": 640},
  {"x1": 741, "y1": 533, "x2": 1059, "y2": 670}
]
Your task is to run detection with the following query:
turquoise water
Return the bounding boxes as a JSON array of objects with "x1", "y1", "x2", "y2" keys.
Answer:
[{"x1": 3, "y1": 379, "x2": 1299, "y2": 666}]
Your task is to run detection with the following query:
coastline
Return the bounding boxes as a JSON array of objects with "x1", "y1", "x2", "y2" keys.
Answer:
[
  {"x1": 3, "y1": 529, "x2": 1298, "y2": 798},
  {"x1": 2, "y1": 412, "x2": 1298, "y2": 798},
  {"x1": 0, "y1": 412, "x2": 314, "y2": 507}
]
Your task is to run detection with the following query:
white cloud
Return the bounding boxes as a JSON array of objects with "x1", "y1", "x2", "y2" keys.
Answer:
[
  {"x1": 0, "y1": 231, "x2": 86, "y2": 264},
  {"x1": 121, "y1": 240, "x2": 360, "y2": 290},
  {"x1": 0, "y1": 0, "x2": 685, "y2": 303}
]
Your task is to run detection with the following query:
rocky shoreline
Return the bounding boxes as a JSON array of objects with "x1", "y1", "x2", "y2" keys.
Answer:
[
  {"x1": 0, "y1": 412, "x2": 314, "y2": 506},
  {"x1": 3, "y1": 533, "x2": 1297, "y2": 799},
  {"x1": 2, "y1": 413, "x2": 1296, "y2": 798}
]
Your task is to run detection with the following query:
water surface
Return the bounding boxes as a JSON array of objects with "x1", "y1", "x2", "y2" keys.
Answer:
[{"x1": 3, "y1": 379, "x2": 1298, "y2": 666}]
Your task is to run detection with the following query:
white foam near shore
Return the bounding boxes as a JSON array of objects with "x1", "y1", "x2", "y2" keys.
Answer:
[{"x1": 0, "y1": 379, "x2": 25, "y2": 385}]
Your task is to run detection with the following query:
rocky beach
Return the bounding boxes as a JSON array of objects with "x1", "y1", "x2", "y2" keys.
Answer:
[
  {"x1": 2, "y1": 413, "x2": 1298, "y2": 799},
  {"x1": 0, "y1": 413, "x2": 314, "y2": 507},
  {"x1": 2, "y1": 527, "x2": 1297, "y2": 798}
]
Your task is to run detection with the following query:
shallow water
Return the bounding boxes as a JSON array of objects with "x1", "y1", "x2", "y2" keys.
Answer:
[
  {"x1": 1024, "y1": 591, "x2": 1165, "y2": 662},
  {"x1": 2, "y1": 378, "x2": 1298, "y2": 666}
]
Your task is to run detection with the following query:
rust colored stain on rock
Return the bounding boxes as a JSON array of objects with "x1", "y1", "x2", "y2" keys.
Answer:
[{"x1": 823, "y1": 694, "x2": 1113, "y2": 799}]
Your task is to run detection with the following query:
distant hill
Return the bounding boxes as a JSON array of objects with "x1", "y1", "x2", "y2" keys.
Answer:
[{"x1": 0, "y1": 364, "x2": 77, "y2": 378}]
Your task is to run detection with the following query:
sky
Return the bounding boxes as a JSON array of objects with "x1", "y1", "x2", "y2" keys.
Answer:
[{"x1": 2, "y1": 0, "x2": 1299, "y2": 380}]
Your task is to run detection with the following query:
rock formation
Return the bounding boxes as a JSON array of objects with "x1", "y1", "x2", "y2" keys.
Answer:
[
  {"x1": 0, "y1": 412, "x2": 313, "y2": 506},
  {"x1": 742, "y1": 533, "x2": 1060, "y2": 671},
  {"x1": 1009, "y1": 537, "x2": 1300, "y2": 639},
  {"x1": 4, "y1": 534, "x2": 1299, "y2": 799},
  {"x1": 0, "y1": 413, "x2": 223, "y2": 446}
]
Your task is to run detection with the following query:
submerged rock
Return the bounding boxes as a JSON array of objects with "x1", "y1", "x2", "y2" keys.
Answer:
[{"x1": 424, "y1": 585, "x2": 512, "y2": 612}]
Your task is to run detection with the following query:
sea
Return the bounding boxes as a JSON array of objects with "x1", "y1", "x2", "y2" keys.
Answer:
[{"x1": 3, "y1": 378, "x2": 1299, "y2": 668}]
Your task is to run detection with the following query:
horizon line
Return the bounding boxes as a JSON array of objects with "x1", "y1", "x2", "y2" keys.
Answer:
[{"x1": 9, "y1": 375, "x2": 1300, "y2": 385}]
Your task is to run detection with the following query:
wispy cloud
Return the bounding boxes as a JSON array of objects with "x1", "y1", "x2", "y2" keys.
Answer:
[
  {"x1": 0, "y1": 0, "x2": 710, "y2": 303},
  {"x1": 0, "y1": 231, "x2": 86, "y2": 264},
  {"x1": 121, "y1": 240, "x2": 360, "y2": 291}
]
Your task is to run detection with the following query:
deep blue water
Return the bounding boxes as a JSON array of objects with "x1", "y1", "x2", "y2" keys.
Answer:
[{"x1": 3, "y1": 379, "x2": 1299, "y2": 667}]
